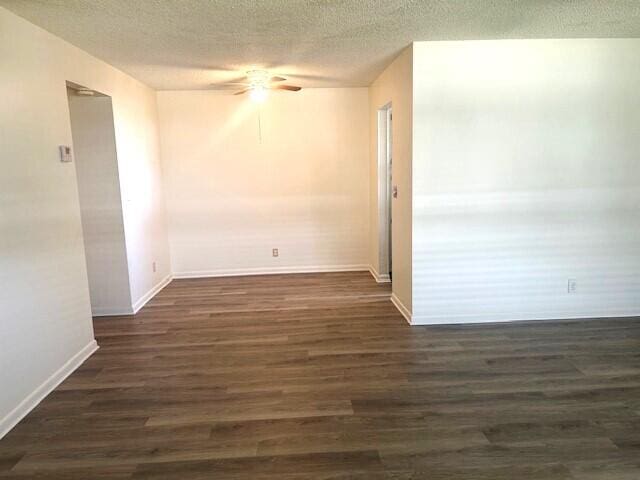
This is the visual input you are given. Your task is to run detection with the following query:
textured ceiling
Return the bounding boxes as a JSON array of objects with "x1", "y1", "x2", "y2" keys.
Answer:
[{"x1": 2, "y1": 0, "x2": 640, "y2": 90}]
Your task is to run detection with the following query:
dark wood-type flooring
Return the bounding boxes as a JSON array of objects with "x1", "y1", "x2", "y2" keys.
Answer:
[{"x1": 1, "y1": 272, "x2": 639, "y2": 479}]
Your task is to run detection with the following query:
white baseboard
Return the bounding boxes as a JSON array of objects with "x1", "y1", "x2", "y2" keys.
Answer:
[
  {"x1": 390, "y1": 293, "x2": 412, "y2": 325},
  {"x1": 368, "y1": 266, "x2": 391, "y2": 283},
  {"x1": 0, "y1": 339, "x2": 98, "y2": 439},
  {"x1": 132, "y1": 274, "x2": 173, "y2": 313},
  {"x1": 410, "y1": 309, "x2": 640, "y2": 326},
  {"x1": 92, "y1": 306, "x2": 134, "y2": 317},
  {"x1": 173, "y1": 265, "x2": 370, "y2": 279}
]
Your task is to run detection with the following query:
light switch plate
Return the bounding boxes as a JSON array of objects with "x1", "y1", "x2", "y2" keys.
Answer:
[{"x1": 59, "y1": 145, "x2": 73, "y2": 163}]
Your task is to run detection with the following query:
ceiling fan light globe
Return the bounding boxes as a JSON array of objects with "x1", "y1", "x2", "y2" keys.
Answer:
[{"x1": 249, "y1": 85, "x2": 268, "y2": 103}]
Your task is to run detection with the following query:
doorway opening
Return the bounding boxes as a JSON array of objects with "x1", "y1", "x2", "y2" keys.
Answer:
[
  {"x1": 377, "y1": 104, "x2": 392, "y2": 283},
  {"x1": 66, "y1": 82, "x2": 132, "y2": 316}
]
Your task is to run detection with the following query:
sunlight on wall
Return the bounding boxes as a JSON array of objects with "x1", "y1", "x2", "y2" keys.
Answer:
[{"x1": 158, "y1": 88, "x2": 370, "y2": 276}]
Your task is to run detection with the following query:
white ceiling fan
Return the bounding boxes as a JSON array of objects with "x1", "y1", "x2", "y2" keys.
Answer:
[{"x1": 210, "y1": 69, "x2": 301, "y2": 102}]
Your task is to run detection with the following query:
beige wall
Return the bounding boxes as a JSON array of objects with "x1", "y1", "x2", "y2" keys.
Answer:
[
  {"x1": 157, "y1": 89, "x2": 369, "y2": 276},
  {"x1": 369, "y1": 46, "x2": 413, "y2": 315},
  {"x1": 0, "y1": 6, "x2": 169, "y2": 435},
  {"x1": 412, "y1": 39, "x2": 640, "y2": 324}
]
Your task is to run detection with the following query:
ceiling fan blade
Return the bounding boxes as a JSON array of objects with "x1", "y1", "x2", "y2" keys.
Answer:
[
  {"x1": 233, "y1": 89, "x2": 250, "y2": 95},
  {"x1": 269, "y1": 76, "x2": 286, "y2": 83},
  {"x1": 272, "y1": 84, "x2": 302, "y2": 92},
  {"x1": 209, "y1": 83, "x2": 249, "y2": 90}
]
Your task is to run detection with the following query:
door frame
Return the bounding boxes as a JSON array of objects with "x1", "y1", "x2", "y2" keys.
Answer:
[{"x1": 376, "y1": 103, "x2": 392, "y2": 283}]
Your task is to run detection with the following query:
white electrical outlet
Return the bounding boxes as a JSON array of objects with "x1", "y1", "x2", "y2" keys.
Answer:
[
  {"x1": 272, "y1": 248, "x2": 279, "y2": 257},
  {"x1": 567, "y1": 278, "x2": 577, "y2": 294}
]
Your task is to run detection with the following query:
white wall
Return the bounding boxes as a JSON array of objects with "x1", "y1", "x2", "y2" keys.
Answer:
[
  {"x1": 67, "y1": 92, "x2": 132, "y2": 315},
  {"x1": 157, "y1": 89, "x2": 369, "y2": 277},
  {"x1": 0, "y1": 7, "x2": 169, "y2": 436},
  {"x1": 412, "y1": 39, "x2": 640, "y2": 324},
  {"x1": 115, "y1": 86, "x2": 171, "y2": 313},
  {"x1": 369, "y1": 46, "x2": 413, "y2": 317}
]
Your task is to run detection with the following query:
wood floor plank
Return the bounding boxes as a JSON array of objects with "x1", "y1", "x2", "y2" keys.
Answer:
[{"x1": 0, "y1": 272, "x2": 639, "y2": 479}]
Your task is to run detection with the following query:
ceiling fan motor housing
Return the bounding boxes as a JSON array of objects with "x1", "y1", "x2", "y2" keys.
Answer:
[{"x1": 247, "y1": 70, "x2": 270, "y2": 88}]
